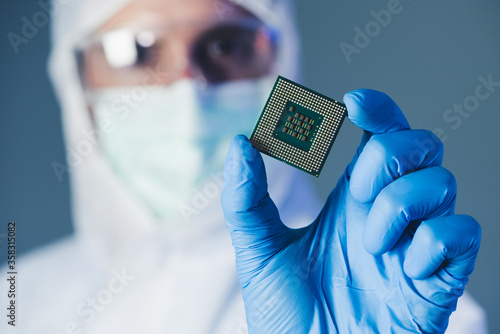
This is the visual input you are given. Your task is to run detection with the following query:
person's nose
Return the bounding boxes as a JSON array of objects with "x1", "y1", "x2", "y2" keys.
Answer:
[{"x1": 156, "y1": 38, "x2": 196, "y2": 85}]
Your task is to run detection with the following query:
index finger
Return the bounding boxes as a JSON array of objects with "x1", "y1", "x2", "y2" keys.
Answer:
[{"x1": 343, "y1": 89, "x2": 411, "y2": 143}]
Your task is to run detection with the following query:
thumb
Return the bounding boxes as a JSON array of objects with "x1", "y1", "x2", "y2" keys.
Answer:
[{"x1": 222, "y1": 135, "x2": 290, "y2": 287}]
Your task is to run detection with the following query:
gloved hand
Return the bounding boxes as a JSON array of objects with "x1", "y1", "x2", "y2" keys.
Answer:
[{"x1": 221, "y1": 89, "x2": 481, "y2": 333}]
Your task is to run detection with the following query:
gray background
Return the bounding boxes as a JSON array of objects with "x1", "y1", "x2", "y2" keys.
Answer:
[{"x1": 1, "y1": 0, "x2": 499, "y2": 332}]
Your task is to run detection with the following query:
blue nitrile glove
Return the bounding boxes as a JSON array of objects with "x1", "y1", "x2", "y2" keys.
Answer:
[{"x1": 221, "y1": 90, "x2": 481, "y2": 333}]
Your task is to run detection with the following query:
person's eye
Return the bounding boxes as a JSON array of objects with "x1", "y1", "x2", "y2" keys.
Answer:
[
  {"x1": 208, "y1": 37, "x2": 242, "y2": 58},
  {"x1": 199, "y1": 26, "x2": 256, "y2": 60}
]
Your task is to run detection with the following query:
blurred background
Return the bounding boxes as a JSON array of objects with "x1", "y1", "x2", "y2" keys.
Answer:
[{"x1": 1, "y1": 0, "x2": 499, "y2": 332}]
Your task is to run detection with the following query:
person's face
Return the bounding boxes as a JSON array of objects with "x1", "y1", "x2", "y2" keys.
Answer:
[{"x1": 78, "y1": 0, "x2": 277, "y2": 89}]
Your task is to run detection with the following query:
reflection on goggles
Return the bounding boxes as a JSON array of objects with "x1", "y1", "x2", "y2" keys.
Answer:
[
  {"x1": 101, "y1": 29, "x2": 157, "y2": 69},
  {"x1": 76, "y1": 19, "x2": 278, "y2": 87}
]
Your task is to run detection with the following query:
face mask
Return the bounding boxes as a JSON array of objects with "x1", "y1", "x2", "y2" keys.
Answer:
[{"x1": 91, "y1": 78, "x2": 274, "y2": 221}]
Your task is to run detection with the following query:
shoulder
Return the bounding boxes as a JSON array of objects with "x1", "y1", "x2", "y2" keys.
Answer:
[
  {"x1": 5, "y1": 235, "x2": 80, "y2": 273},
  {"x1": 1, "y1": 235, "x2": 97, "y2": 332},
  {"x1": 1, "y1": 234, "x2": 95, "y2": 296}
]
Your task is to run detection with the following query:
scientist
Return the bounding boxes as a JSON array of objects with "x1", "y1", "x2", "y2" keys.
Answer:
[{"x1": 3, "y1": 0, "x2": 486, "y2": 333}]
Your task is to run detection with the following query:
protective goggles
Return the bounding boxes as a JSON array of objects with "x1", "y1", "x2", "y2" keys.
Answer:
[{"x1": 75, "y1": 18, "x2": 278, "y2": 88}]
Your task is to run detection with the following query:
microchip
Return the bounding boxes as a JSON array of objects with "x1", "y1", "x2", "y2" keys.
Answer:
[{"x1": 249, "y1": 76, "x2": 347, "y2": 177}]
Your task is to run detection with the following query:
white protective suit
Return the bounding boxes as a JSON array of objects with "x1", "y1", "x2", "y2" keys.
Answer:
[{"x1": 0, "y1": 0, "x2": 487, "y2": 333}]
